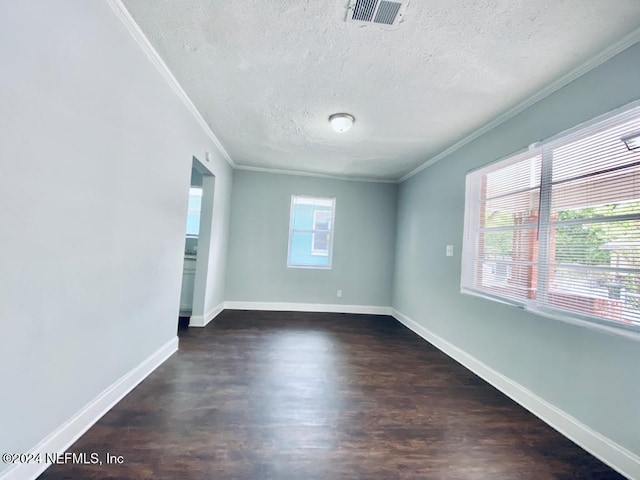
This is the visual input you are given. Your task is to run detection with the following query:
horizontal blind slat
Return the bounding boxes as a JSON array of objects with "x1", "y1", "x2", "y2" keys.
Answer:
[{"x1": 463, "y1": 102, "x2": 640, "y2": 329}]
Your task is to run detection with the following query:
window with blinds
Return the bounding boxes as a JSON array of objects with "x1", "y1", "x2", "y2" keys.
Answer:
[{"x1": 462, "y1": 103, "x2": 640, "y2": 331}]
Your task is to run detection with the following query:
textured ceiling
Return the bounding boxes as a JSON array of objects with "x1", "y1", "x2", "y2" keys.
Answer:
[{"x1": 122, "y1": 0, "x2": 640, "y2": 181}]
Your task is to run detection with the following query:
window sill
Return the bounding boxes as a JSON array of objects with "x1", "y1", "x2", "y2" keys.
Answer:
[
  {"x1": 287, "y1": 265, "x2": 332, "y2": 270},
  {"x1": 460, "y1": 287, "x2": 640, "y2": 342}
]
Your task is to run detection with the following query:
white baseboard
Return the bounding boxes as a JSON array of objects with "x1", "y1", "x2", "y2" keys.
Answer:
[
  {"x1": 390, "y1": 308, "x2": 640, "y2": 480},
  {"x1": 0, "y1": 337, "x2": 179, "y2": 480},
  {"x1": 223, "y1": 301, "x2": 392, "y2": 316},
  {"x1": 189, "y1": 302, "x2": 225, "y2": 327}
]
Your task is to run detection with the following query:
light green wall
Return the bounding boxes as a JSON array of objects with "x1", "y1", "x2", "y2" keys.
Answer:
[
  {"x1": 0, "y1": 1, "x2": 233, "y2": 470},
  {"x1": 392, "y1": 43, "x2": 640, "y2": 455},
  {"x1": 226, "y1": 170, "x2": 397, "y2": 306}
]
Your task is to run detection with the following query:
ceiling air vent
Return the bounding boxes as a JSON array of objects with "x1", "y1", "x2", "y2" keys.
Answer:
[{"x1": 346, "y1": 0, "x2": 407, "y2": 28}]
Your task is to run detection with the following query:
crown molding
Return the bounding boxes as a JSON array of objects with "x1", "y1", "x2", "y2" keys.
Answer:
[
  {"x1": 107, "y1": 1, "x2": 640, "y2": 185},
  {"x1": 234, "y1": 164, "x2": 397, "y2": 184},
  {"x1": 398, "y1": 27, "x2": 640, "y2": 184},
  {"x1": 106, "y1": 0, "x2": 235, "y2": 167}
]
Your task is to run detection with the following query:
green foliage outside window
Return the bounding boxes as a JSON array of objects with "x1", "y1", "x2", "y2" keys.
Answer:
[
  {"x1": 555, "y1": 201, "x2": 640, "y2": 297},
  {"x1": 555, "y1": 202, "x2": 640, "y2": 265}
]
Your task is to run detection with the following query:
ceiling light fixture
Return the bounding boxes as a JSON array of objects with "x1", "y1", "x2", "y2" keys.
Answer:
[
  {"x1": 329, "y1": 113, "x2": 355, "y2": 133},
  {"x1": 621, "y1": 130, "x2": 640, "y2": 151}
]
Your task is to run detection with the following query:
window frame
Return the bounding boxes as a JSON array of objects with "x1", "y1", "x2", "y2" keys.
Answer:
[
  {"x1": 287, "y1": 195, "x2": 336, "y2": 269},
  {"x1": 461, "y1": 100, "x2": 640, "y2": 338},
  {"x1": 311, "y1": 209, "x2": 332, "y2": 256}
]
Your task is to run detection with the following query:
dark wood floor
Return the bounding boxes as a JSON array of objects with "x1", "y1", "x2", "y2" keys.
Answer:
[{"x1": 41, "y1": 311, "x2": 624, "y2": 479}]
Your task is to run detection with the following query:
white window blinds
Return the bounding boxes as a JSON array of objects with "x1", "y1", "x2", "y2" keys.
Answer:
[{"x1": 462, "y1": 103, "x2": 640, "y2": 331}]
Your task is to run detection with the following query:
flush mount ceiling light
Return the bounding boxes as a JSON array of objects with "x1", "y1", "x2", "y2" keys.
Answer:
[
  {"x1": 329, "y1": 113, "x2": 355, "y2": 133},
  {"x1": 621, "y1": 130, "x2": 640, "y2": 151}
]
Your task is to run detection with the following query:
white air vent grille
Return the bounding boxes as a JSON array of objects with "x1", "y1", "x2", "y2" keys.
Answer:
[
  {"x1": 375, "y1": 1, "x2": 402, "y2": 24},
  {"x1": 346, "y1": 0, "x2": 406, "y2": 28}
]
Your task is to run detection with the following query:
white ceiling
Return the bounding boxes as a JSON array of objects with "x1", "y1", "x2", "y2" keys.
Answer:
[{"x1": 121, "y1": 0, "x2": 640, "y2": 181}]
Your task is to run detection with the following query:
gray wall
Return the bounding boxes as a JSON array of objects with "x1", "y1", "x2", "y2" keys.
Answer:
[
  {"x1": 392, "y1": 43, "x2": 640, "y2": 455},
  {"x1": 226, "y1": 170, "x2": 397, "y2": 306},
  {"x1": 0, "y1": 1, "x2": 233, "y2": 470}
]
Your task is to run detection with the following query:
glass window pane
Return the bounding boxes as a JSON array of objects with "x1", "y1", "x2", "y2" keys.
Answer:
[
  {"x1": 289, "y1": 231, "x2": 330, "y2": 266},
  {"x1": 551, "y1": 118, "x2": 640, "y2": 184},
  {"x1": 552, "y1": 220, "x2": 640, "y2": 267},
  {"x1": 314, "y1": 210, "x2": 331, "y2": 231},
  {"x1": 479, "y1": 228, "x2": 538, "y2": 262},
  {"x1": 484, "y1": 155, "x2": 541, "y2": 200},
  {"x1": 475, "y1": 227, "x2": 538, "y2": 301},
  {"x1": 288, "y1": 196, "x2": 335, "y2": 268},
  {"x1": 476, "y1": 259, "x2": 537, "y2": 301},
  {"x1": 464, "y1": 103, "x2": 640, "y2": 330},
  {"x1": 483, "y1": 188, "x2": 539, "y2": 229},
  {"x1": 186, "y1": 187, "x2": 203, "y2": 236},
  {"x1": 551, "y1": 167, "x2": 640, "y2": 218},
  {"x1": 547, "y1": 265, "x2": 640, "y2": 327}
]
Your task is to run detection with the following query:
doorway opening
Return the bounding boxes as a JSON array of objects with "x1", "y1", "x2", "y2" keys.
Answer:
[{"x1": 179, "y1": 157, "x2": 215, "y2": 328}]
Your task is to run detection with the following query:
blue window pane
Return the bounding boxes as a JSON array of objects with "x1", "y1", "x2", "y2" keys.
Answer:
[
  {"x1": 291, "y1": 204, "x2": 314, "y2": 230},
  {"x1": 186, "y1": 188, "x2": 203, "y2": 236},
  {"x1": 288, "y1": 196, "x2": 334, "y2": 267},
  {"x1": 289, "y1": 231, "x2": 330, "y2": 267}
]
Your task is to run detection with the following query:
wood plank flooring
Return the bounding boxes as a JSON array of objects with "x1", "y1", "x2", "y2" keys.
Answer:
[{"x1": 41, "y1": 311, "x2": 625, "y2": 479}]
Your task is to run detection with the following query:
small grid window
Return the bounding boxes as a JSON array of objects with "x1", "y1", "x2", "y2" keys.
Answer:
[{"x1": 288, "y1": 195, "x2": 335, "y2": 268}]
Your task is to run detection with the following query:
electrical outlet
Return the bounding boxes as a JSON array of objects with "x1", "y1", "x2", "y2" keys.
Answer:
[
  {"x1": 446, "y1": 245, "x2": 454, "y2": 257},
  {"x1": 337, "y1": 289, "x2": 343, "y2": 298}
]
